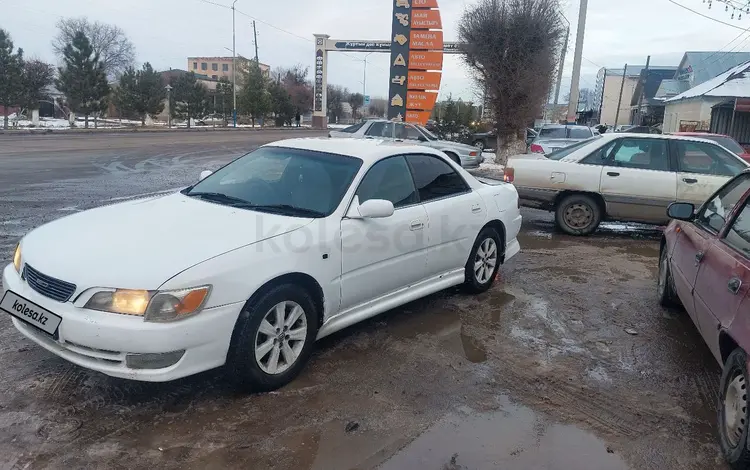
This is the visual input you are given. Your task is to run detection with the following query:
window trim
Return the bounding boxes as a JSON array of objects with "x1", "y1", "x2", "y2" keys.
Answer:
[
  {"x1": 603, "y1": 137, "x2": 673, "y2": 172},
  {"x1": 404, "y1": 153, "x2": 472, "y2": 205},
  {"x1": 351, "y1": 155, "x2": 420, "y2": 211},
  {"x1": 693, "y1": 172, "x2": 750, "y2": 235},
  {"x1": 673, "y1": 138, "x2": 745, "y2": 177}
]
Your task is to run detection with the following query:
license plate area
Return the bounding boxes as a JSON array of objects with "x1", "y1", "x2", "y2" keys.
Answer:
[{"x1": 1, "y1": 291, "x2": 62, "y2": 337}]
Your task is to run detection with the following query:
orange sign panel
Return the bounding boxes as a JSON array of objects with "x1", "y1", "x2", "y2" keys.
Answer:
[
  {"x1": 405, "y1": 110, "x2": 432, "y2": 125},
  {"x1": 409, "y1": 51, "x2": 443, "y2": 70},
  {"x1": 411, "y1": 9, "x2": 442, "y2": 29},
  {"x1": 407, "y1": 71, "x2": 442, "y2": 90},
  {"x1": 409, "y1": 30, "x2": 444, "y2": 50},
  {"x1": 407, "y1": 91, "x2": 438, "y2": 110},
  {"x1": 413, "y1": 0, "x2": 439, "y2": 7}
]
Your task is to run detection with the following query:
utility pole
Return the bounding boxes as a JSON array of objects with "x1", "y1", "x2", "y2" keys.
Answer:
[
  {"x1": 165, "y1": 84, "x2": 172, "y2": 129},
  {"x1": 553, "y1": 24, "x2": 570, "y2": 109},
  {"x1": 232, "y1": 0, "x2": 238, "y2": 128},
  {"x1": 566, "y1": 0, "x2": 589, "y2": 124},
  {"x1": 253, "y1": 20, "x2": 259, "y2": 62},
  {"x1": 635, "y1": 55, "x2": 650, "y2": 125},
  {"x1": 614, "y1": 64, "x2": 627, "y2": 127}
]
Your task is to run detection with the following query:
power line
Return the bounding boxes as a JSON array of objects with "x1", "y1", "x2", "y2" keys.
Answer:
[{"x1": 666, "y1": 0, "x2": 749, "y2": 30}]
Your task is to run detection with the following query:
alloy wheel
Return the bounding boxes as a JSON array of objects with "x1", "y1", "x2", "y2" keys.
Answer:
[
  {"x1": 474, "y1": 238, "x2": 498, "y2": 284},
  {"x1": 254, "y1": 301, "x2": 308, "y2": 375}
]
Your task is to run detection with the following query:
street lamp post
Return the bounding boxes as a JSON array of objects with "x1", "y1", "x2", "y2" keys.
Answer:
[
  {"x1": 232, "y1": 0, "x2": 238, "y2": 128},
  {"x1": 165, "y1": 84, "x2": 173, "y2": 129}
]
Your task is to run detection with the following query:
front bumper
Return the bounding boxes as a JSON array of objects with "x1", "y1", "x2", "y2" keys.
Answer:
[{"x1": 2, "y1": 264, "x2": 244, "y2": 382}]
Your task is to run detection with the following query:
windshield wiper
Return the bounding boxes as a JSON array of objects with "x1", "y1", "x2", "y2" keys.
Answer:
[
  {"x1": 187, "y1": 192, "x2": 253, "y2": 207},
  {"x1": 246, "y1": 204, "x2": 325, "y2": 217}
]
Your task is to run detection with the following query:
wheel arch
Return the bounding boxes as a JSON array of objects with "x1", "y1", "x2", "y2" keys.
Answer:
[
  {"x1": 442, "y1": 150, "x2": 461, "y2": 164},
  {"x1": 720, "y1": 331, "x2": 741, "y2": 365},
  {"x1": 481, "y1": 219, "x2": 507, "y2": 260},
  {"x1": 553, "y1": 190, "x2": 607, "y2": 217},
  {"x1": 241, "y1": 272, "x2": 326, "y2": 328}
]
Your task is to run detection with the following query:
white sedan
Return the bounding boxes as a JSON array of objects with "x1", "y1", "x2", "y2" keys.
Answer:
[
  {"x1": 505, "y1": 133, "x2": 748, "y2": 235},
  {"x1": 3, "y1": 138, "x2": 521, "y2": 391}
]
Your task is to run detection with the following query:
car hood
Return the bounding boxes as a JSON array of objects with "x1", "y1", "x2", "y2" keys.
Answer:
[{"x1": 21, "y1": 193, "x2": 311, "y2": 290}]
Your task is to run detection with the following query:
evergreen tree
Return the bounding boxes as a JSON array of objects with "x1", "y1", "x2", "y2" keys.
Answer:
[
  {"x1": 269, "y1": 80, "x2": 294, "y2": 126},
  {"x1": 215, "y1": 76, "x2": 233, "y2": 121},
  {"x1": 239, "y1": 61, "x2": 271, "y2": 127},
  {"x1": 349, "y1": 92, "x2": 364, "y2": 119},
  {"x1": 171, "y1": 72, "x2": 209, "y2": 128},
  {"x1": 0, "y1": 29, "x2": 24, "y2": 129},
  {"x1": 55, "y1": 31, "x2": 110, "y2": 128},
  {"x1": 115, "y1": 62, "x2": 165, "y2": 125}
]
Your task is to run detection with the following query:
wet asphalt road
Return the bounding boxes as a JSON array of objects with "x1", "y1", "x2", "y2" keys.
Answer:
[{"x1": 0, "y1": 132, "x2": 730, "y2": 469}]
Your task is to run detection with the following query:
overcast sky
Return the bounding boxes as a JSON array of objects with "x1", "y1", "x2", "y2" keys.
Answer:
[{"x1": 3, "y1": 0, "x2": 749, "y2": 103}]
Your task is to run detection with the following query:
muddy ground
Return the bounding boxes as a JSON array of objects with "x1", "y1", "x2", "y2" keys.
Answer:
[{"x1": 0, "y1": 132, "x2": 728, "y2": 469}]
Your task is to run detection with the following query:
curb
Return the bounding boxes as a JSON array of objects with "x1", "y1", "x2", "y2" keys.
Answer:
[{"x1": 0, "y1": 126, "x2": 327, "y2": 136}]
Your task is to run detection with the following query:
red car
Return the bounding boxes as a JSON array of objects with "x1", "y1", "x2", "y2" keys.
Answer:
[
  {"x1": 660, "y1": 170, "x2": 750, "y2": 467},
  {"x1": 673, "y1": 132, "x2": 750, "y2": 163}
]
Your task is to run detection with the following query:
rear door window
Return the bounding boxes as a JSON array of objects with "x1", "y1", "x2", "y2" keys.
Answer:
[
  {"x1": 676, "y1": 141, "x2": 746, "y2": 177},
  {"x1": 365, "y1": 122, "x2": 394, "y2": 138},
  {"x1": 405, "y1": 154, "x2": 469, "y2": 202}
]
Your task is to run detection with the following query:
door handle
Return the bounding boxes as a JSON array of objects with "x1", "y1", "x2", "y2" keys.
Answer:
[
  {"x1": 695, "y1": 251, "x2": 704, "y2": 265},
  {"x1": 729, "y1": 277, "x2": 742, "y2": 295},
  {"x1": 606, "y1": 172, "x2": 620, "y2": 177},
  {"x1": 471, "y1": 205, "x2": 482, "y2": 213},
  {"x1": 410, "y1": 220, "x2": 424, "y2": 231},
  {"x1": 682, "y1": 177, "x2": 698, "y2": 184}
]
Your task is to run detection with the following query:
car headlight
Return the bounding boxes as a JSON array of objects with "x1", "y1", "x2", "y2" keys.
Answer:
[
  {"x1": 13, "y1": 244, "x2": 21, "y2": 273},
  {"x1": 145, "y1": 286, "x2": 211, "y2": 322},
  {"x1": 84, "y1": 285, "x2": 211, "y2": 322}
]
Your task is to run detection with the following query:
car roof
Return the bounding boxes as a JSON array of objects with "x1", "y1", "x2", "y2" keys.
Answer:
[
  {"x1": 672, "y1": 132, "x2": 727, "y2": 137},
  {"x1": 595, "y1": 132, "x2": 737, "y2": 144},
  {"x1": 541, "y1": 124, "x2": 590, "y2": 129},
  {"x1": 263, "y1": 137, "x2": 442, "y2": 163}
]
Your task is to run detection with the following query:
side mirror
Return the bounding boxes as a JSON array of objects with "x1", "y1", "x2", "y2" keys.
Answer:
[
  {"x1": 357, "y1": 199, "x2": 395, "y2": 218},
  {"x1": 199, "y1": 170, "x2": 213, "y2": 181},
  {"x1": 667, "y1": 202, "x2": 695, "y2": 221}
]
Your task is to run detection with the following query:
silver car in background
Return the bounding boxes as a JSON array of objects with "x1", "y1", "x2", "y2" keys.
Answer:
[
  {"x1": 528, "y1": 124, "x2": 595, "y2": 155},
  {"x1": 329, "y1": 119, "x2": 484, "y2": 168}
]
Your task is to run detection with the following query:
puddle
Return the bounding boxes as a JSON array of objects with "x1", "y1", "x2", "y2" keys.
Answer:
[
  {"x1": 379, "y1": 398, "x2": 629, "y2": 470},
  {"x1": 386, "y1": 305, "x2": 487, "y2": 363},
  {"x1": 517, "y1": 232, "x2": 565, "y2": 250}
]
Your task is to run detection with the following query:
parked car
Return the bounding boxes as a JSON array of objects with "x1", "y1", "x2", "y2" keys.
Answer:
[
  {"x1": 504, "y1": 132, "x2": 748, "y2": 235},
  {"x1": 673, "y1": 132, "x2": 750, "y2": 162},
  {"x1": 471, "y1": 128, "x2": 537, "y2": 152},
  {"x1": 659, "y1": 170, "x2": 750, "y2": 468},
  {"x1": 527, "y1": 124, "x2": 595, "y2": 154},
  {"x1": 329, "y1": 119, "x2": 484, "y2": 168},
  {"x1": 2, "y1": 138, "x2": 521, "y2": 391}
]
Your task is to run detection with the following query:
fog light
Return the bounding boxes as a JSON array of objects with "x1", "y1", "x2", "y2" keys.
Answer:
[{"x1": 125, "y1": 350, "x2": 185, "y2": 369}]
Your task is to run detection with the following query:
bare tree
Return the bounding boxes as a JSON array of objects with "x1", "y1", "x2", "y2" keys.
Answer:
[
  {"x1": 52, "y1": 17, "x2": 135, "y2": 80},
  {"x1": 458, "y1": 0, "x2": 565, "y2": 164}
]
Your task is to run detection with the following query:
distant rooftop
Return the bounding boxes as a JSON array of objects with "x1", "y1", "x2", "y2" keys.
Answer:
[
  {"x1": 668, "y1": 60, "x2": 750, "y2": 102},
  {"x1": 678, "y1": 51, "x2": 750, "y2": 86}
]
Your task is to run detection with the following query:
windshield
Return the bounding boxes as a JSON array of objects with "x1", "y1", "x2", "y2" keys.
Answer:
[
  {"x1": 185, "y1": 146, "x2": 362, "y2": 217},
  {"x1": 702, "y1": 136, "x2": 745, "y2": 155},
  {"x1": 546, "y1": 137, "x2": 601, "y2": 160},
  {"x1": 539, "y1": 126, "x2": 592, "y2": 139},
  {"x1": 418, "y1": 126, "x2": 438, "y2": 140}
]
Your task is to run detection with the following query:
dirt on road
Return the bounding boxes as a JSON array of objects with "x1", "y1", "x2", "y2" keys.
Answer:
[{"x1": 0, "y1": 209, "x2": 726, "y2": 470}]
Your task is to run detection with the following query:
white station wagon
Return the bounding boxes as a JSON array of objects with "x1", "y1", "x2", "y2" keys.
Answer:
[
  {"x1": 3, "y1": 138, "x2": 521, "y2": 391},
  {"x1": 505, "y1": 133, "x2": 748, "y2": 235}
]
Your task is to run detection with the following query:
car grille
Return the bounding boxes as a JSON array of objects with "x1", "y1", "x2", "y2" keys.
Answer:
[{"x1": 22, "y1": 265, "x2": 77, "y2": 302}]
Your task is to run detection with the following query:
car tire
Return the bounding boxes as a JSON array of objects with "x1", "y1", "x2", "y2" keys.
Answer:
[
  {"x1": 473, "y1": 140, "x2": 485, "y2": 151},
  {"x1": 657, "y1": 246, "x2": 680, "y2": 308},
  {"x1": 719, "y1": 348, "x2": 750, "y2": 469},
  {"x1": 226, "y1": 284, "x2": 318, "y2": 393},
  {"x1": 464, "y1": 227, "x2": 502, "y2": 294},
  {"x1": 555, "y1": 194, "x2": 602, "y2": 236}
]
